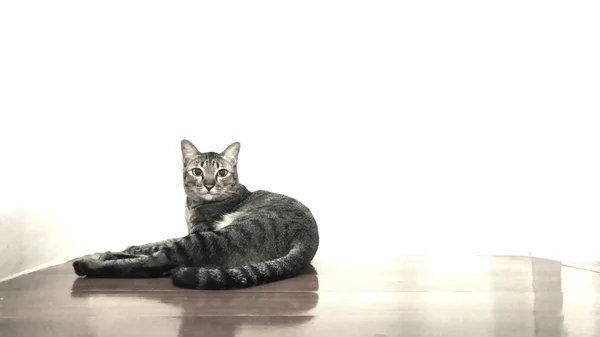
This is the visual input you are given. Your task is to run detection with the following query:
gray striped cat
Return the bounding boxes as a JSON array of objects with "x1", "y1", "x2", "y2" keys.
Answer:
[{"x1": 72, "y1": 140, "x2": 319, "y2": 290}]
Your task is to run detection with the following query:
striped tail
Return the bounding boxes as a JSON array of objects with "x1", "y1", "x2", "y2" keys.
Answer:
[{"x1": 170, "y1": 246, "x2": 312, "y2": 290}]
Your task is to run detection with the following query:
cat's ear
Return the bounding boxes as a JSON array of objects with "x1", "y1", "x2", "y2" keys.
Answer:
[
  {"x1": 221, "y1": 142, "x2": 240, "y2": 164},
  {"x1": 181, "y1": 139, "x2": 201, "y2": 165}
]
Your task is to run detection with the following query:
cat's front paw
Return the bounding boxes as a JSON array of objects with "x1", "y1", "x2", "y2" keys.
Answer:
[
  {"x1": 73, "y1": 258, "x2": 92, "y2": 276},
  {"x1": 98, "y1": 251, "x2": 119, "y2": 261},
  {"x1": 124, "y1": 245, "x2": 144, "y2": 254},
  {"x1": 73, "y1": 257, "x2": 103, "y2": 277},
  {"x1": 99, "y1": 251, "x2": 145, "y2": 261}
]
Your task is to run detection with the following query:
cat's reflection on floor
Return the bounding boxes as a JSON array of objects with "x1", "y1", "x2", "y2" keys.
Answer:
[{"x1": 71, "y1": 265, "x2": 320, "y2": 337}]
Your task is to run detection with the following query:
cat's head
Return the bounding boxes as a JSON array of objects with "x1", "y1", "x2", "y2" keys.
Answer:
[{"x1": 180, "y1": 139, "x2": 241, "y2": 202}]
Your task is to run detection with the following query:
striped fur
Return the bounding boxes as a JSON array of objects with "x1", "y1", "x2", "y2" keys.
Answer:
[{"x1": 72, "y1": 140, "x2": 319, "y2": 290}]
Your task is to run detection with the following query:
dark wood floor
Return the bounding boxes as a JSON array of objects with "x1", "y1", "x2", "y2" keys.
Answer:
[{"x1": 1, "y1": 255, "x2": 600, "y2": 336}]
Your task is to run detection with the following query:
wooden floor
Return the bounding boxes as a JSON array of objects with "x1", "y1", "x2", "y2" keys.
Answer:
[{"x1": 1, "y1": 255, "x2": 600, "y2": 336}]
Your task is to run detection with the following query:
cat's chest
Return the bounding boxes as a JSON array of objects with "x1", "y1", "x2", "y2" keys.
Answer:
[
  {"x1": 186, "y1": 203, "x2": 241, "y2": 231},
  {"x1": 212, "y1": 211, "x2": 242, "y2": 230}
]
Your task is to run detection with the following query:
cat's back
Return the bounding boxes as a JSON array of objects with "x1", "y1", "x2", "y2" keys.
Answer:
[{"x1": 235, "y1": 190, "x2": 316, "y2": 225}]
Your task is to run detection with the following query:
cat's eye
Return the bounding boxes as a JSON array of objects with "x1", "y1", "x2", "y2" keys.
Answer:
[
  {"x1": 217, "y1": 169, "x2": 228, "y2": 177},
  {"x1": 191, "y1": 168, "x2": 203, "y2": 177}
]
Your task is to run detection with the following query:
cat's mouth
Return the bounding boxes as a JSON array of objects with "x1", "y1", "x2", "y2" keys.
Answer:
[
  {"x1": 189, "y1": 185, "x2": 227, "y2": 200},
  {"x1": 200, "y1": 189, "x2": 218, "y2": 198}
]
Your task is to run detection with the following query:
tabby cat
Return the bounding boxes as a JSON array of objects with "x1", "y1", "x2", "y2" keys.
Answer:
[{"x1": 72, "y1": 140, "x2": 319, "y2": 290}]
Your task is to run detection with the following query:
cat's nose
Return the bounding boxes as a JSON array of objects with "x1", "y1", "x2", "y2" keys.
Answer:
[{"x1": 204, "y1": 184, "x2": 215, "y2": 191}]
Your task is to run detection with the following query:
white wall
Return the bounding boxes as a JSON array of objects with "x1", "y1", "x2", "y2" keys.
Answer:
[{"x1": 1, "y1": 1, "x2": 599, "y2": 280}]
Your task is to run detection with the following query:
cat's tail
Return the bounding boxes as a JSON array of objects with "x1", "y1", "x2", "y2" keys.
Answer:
[{"x1": 170, "y1": 244, "x2": 314, "y2": 290}]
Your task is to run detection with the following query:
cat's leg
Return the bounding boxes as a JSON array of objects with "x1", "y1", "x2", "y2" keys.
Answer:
[
  {"x1": 74, "y1": 227, "x2": 254, "y2": 278},
  {"x1": 122, "y1": 238, "x2": 180, "y2": 255},
  {"x1": 97, "y1": 252, "x2": 146, "y2": 261},
  {"x1": 97, "y1": 238, "x2": 181, "y2": 261},
  {"x1": 73, "y1": 250, "x2": 178, "y2": 278},
  {"x1": 117, "y1": 222, "x2": 210, "y2": 257},
  {"x1": 74, "y1": 234, "x2": 205, "y2": 277},
  {"x1": 98, "y1": 223, "x2": 211, "y2": 261}
]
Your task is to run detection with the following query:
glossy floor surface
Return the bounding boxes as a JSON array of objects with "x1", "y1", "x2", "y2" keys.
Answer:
[{"x1": 1, "y1": 255, "x2": 600, "y2": 336}]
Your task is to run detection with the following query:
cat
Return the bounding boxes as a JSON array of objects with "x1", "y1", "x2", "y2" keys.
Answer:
[{"x1": 72, "y1": 140, "x2": 319, "y2": 290}]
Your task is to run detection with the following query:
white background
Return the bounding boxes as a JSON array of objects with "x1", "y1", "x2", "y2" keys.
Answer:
[{"x1": 1, "y1": 1, "x2": 599, "y2": 280}]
